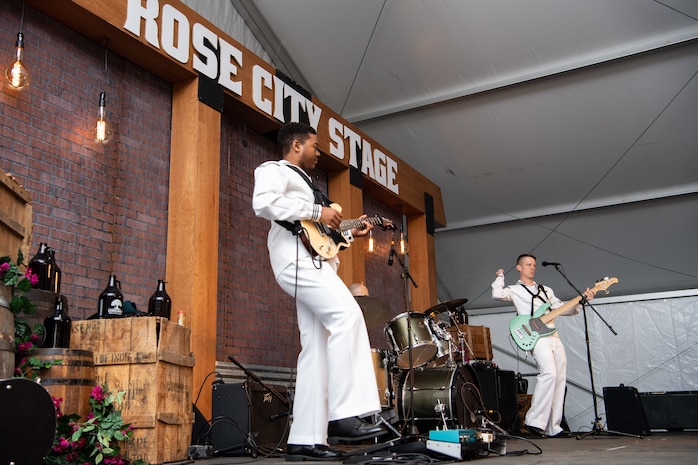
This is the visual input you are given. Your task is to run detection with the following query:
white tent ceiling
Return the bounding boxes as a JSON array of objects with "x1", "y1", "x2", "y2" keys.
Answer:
[{"x1": 188, "y1": 0, "x2": 698, "y2": 310}]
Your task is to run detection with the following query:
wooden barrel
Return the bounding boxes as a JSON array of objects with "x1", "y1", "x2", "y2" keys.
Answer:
[
  {"x1": 0, "y1": 305, "x2": 14, "y2": 379},
  {"x1": 14, "y1": 289, "x2": 64, "y2": 346},
  {"x1": 25, "y1": 348, "x2": 95, "y2": 420}
]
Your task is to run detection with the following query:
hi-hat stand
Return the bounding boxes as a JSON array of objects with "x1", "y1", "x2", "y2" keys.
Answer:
[{"x1": 545, "y1": 264, "x2": 637, "y2": 439}]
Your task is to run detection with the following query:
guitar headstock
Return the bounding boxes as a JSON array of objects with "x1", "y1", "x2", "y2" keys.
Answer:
[
  {"x1": 594, "y1": 277, "x2": 618, "y2": 294},
  {"x1": 374, "y1": 216, "x2": 396, "y2": 230}
]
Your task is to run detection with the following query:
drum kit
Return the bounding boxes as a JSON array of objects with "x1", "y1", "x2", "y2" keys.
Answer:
[{"x1": 356, "y1": 297, "x2": 486, "y2": 433}]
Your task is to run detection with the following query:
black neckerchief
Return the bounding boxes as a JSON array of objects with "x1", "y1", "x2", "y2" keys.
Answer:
[
  {"x1": 274, "y1": 163, "x2": 331, "y2": 236},
  {"x1": 520, "y1": 283, "x2": 549, "y2": 313}
]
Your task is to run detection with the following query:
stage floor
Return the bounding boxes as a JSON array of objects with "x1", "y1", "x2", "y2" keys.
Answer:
[{"x1": 179, "y1": 431, "x2": 698, "y2": 465}]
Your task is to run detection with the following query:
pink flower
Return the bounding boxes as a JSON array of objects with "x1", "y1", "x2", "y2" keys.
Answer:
[
  {"x1": 25, "y1": 269, "x2": 39, "y2": 285},
  {"x1": 17, "y1": 341, "x2": 34, "y2": 351},
  {"x1": 91, "y1": 385, "x2": 105, "y2": 402},
  {"x1": 0, "y1": 262, "x2": 9, "y2": 273}
]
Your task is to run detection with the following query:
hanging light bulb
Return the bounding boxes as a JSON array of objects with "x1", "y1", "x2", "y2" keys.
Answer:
[
  {"x1": 5, "y1": 31, "x2": 31, "y2": 91},
  {"x1": 367, "y1": 230, "x2": 375, "y2": 253},
  {"x1": 398, "y1": 226, "x2": 409, "y2": 255},
  {"x1": 93, "y1": 91, "x2": 113, "y2": 144}
]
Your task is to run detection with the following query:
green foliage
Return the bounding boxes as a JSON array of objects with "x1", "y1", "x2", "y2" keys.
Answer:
[{"x1": 44, "y1": 384, "x2": 149, "y2": 465}]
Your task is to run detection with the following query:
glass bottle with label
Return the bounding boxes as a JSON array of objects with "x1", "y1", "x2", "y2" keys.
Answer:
[{"x1": 97, "y1": 275, "x2": 124, "y2": 318}]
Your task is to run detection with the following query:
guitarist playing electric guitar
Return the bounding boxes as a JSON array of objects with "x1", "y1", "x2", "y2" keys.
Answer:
[
  {"x1": 253, "y1": 122, "x2": 386, "y2": 460},
  {"x1": 491, "y1": 254, "x2": 598, "y2": 439}
]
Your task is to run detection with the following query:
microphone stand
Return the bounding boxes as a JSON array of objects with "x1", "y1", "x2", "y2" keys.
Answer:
[
  {"x1": 394, "y1": 251, "x2": 420, "y2": 436},
  {"x1": 546, "y1": 265, "x2": 636, "y2": 439},
  {"x1": 227, "y1": 355, "x2": 289, "y2": 406}
]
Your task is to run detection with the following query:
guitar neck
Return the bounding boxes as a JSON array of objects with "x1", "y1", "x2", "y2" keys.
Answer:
[
  {"x1": 539, "y1": 294, "x2": 584, "y2": 324},
  {"x1": 538, "y1": 278, "x2": 618, "y2": 324},
  {"x1": 338, "y1": 216, "x2": 383, "y2": 231}
]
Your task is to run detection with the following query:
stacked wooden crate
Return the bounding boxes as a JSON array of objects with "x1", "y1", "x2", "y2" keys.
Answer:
[
  {"x1": 447, "y1": 324, "x2": 493, "y2": 361},
  {"x1": 71, "y1": 317, "x2": 195, "y2": 464}
]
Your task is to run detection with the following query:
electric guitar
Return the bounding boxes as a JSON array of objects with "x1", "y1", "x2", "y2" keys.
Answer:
[
  {"x1": 300, "y1": 203, "x2": 394, "y2": 259},
  {"x1": 509, "y1": 277, "x2": 618, "y2": 351}
]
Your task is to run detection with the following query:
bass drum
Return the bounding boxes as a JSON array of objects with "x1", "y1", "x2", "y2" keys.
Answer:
[{"x1": 398, "y1": 365, "x2": 481, "y2": 430}]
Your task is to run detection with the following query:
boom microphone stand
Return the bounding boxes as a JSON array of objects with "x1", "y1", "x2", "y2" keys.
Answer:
[
  {"x1": 545, "y1": 264, "x2": 636, "y2": 439},
  {"x1": 394, "y1": 247, "x2": 420, "y2": 436}
]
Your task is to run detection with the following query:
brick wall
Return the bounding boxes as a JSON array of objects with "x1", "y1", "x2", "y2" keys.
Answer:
[{"x1": 0, "y1": 2, "x2": 171, "y2": 320}]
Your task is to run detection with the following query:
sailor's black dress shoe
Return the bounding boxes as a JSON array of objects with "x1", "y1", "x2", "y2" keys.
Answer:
[
  {"x1": 285, "y1": 444, "x2": 345, "y2": 461},
  {"x1": 327, "y1": 416, "x2": 385, "y2": 444},
  {"x1": 524, "y1": 424, "x2": 546, "y2": 438},
  {"x1": 550, "y1": 430, "x2": 572, "y2": 438}
]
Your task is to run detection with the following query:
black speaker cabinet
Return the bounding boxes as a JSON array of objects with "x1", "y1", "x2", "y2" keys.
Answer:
[
  {"x1": 639, "y1": 391, "x2": 698, "y2": 431},
  {"x1": 211, "y1": 382, "x2": 289, "y2": 456},
  {"x1": 472, "y1": 364, "x2": 519, "y2": 433},
  {"x1": 603, "y1": 385, "x2": 650, "y2": 436}
]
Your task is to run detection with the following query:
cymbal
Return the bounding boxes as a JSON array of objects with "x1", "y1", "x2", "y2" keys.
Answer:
[
  {"x1": 354, "y1": 296, "x2": 392, "y2": 329},
  {"x1": 425, "y1": 298, "x2": 468, "y2": 317}
]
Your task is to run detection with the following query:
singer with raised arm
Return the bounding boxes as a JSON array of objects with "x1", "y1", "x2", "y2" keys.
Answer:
[
  {"x1": 491, "y1": 253, "x2": 596, "y2": 439},
  {"x1": 252, "y1": 122, "x2": 384, "y2": 461}
]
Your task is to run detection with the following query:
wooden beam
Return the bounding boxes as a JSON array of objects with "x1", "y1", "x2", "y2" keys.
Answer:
[{"x1": 166, "y1": 78, "x2": 221, "y2": 418}]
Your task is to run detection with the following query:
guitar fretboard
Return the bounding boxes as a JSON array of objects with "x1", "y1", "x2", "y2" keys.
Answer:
[{"x1": 338, "y1": 216, "x2": 386, "y2": 231}]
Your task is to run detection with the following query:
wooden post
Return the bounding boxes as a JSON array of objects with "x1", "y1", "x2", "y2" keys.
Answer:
[{"x1": 166, "y1": 78, "x2": 221, "y2": 418}]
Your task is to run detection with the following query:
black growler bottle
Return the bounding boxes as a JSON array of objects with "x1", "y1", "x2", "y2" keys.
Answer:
[
  {"x1": 147, "y1": 280, "x2": 171, "y2": 318},
  {"x1": 97, "y1": 275, "x2": 124, "y2": 318},
  {"x1": 28, "y1": 242, "x2": 51, "y2": 290},
  {"x1": 47, "y1": 247, "x2": 62, "y2": 294},
  {"x1": 43, "y1": 295, "x2": 72, "y2": 348}
]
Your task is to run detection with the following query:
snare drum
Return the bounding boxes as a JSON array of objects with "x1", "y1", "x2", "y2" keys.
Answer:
[
  {"x1": 385, "y1": 312, "x2": 438, "y2": 368},
  {"x1": 370, "y1": 348, "x2": 393, "y2": 409},
  {"x1": 398, "y1": 365, "x2": 480, "y2": 429}
]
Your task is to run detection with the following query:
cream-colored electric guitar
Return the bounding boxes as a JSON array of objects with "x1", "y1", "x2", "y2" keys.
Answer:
[{"x1": 300, "y1": 203, "x2": 393, "y2": 259}]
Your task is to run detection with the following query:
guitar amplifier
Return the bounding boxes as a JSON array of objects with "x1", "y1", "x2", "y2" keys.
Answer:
[
  {"x1": 603, "y1": 385, "x2": 650, "y2": 437},
  {"x1": 211, "y1": 381, "x2": 289, "y2": 456}
]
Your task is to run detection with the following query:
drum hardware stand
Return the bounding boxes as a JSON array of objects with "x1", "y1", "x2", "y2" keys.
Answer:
[
  {"x1": 545, "y1": 265, "x2": 632, "y2": 439},
  {"x1": 447, "y1": 310, "x2": 476, "y2": 363}
]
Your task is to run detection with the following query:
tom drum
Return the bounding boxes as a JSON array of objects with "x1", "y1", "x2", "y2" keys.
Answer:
[{"x1": 385, "y1": 312, "x2": 438, "y2": 368}]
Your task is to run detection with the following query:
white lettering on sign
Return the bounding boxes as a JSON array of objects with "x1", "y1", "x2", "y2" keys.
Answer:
[
  {"x1": 124, "y1": 0, "x2": 242, "y2": 96},
  {"x1": 251, "y1": 65, "x2": 322, "y2": 128},
  {"x1": 124, "y1": 0, "x2": 399, "y2": 194},
  {"x1": 328, "y1": 118, "x2": 399, "y2": 194}
]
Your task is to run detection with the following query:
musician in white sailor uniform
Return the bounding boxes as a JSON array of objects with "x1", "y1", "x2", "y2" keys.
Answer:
[
  {"x1": 253, "y1": 122, "x2": 384, "y2": 461},
  {"x1": 491, "y1": 253, "x2": 596, "y2": 438}
]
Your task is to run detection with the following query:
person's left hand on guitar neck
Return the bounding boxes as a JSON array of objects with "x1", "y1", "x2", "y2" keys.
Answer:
[{"x1": 350, "y1": 214, "x2": 374, "y2": 238}]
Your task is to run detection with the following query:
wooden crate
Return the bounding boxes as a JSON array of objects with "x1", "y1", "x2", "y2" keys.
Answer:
[
  {"x1": 447, "y1": 324, "x2": 493, "y2": 361},
  {"x1": 70, "y1": 317, "x2": 195, "y2": 464},
  {"x1": 518, "y1": 393, "x2": 533, "y2": 432},
  {"x1": 0, "y1": 170, "x2": 32, "y2": 261}
]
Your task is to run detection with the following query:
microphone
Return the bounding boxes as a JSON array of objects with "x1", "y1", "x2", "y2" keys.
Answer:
[
  {"x1": 388, "y1": 240, "x2": 395, "y2": 266},
  {"x1": 542, "y1": 261, "x2": 560, "y2": 267}
]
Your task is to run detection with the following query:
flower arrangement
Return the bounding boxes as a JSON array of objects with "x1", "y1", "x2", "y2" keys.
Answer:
[
  {"x1": 1, "y1": 251, "x2": 51, "y2": 378},
  {"x1": 45, "y1": 384, "x2": 147, "y2": 465}
]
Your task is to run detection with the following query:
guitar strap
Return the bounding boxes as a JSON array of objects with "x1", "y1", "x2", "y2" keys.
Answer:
[
  {"x1": 274, "y1": 164, "x2": 335, "y2": 260},
  {"x1": 284, "y1": 164, "x2": 332, "y2": 207},
  {"x1": 520, "y1": 283, "x2": 549, "y2": 313}
]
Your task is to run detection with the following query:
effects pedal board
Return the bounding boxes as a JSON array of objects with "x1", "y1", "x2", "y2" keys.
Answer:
[{"x1": 426, "y1": 429, "x2": 505, "y2": 460}]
